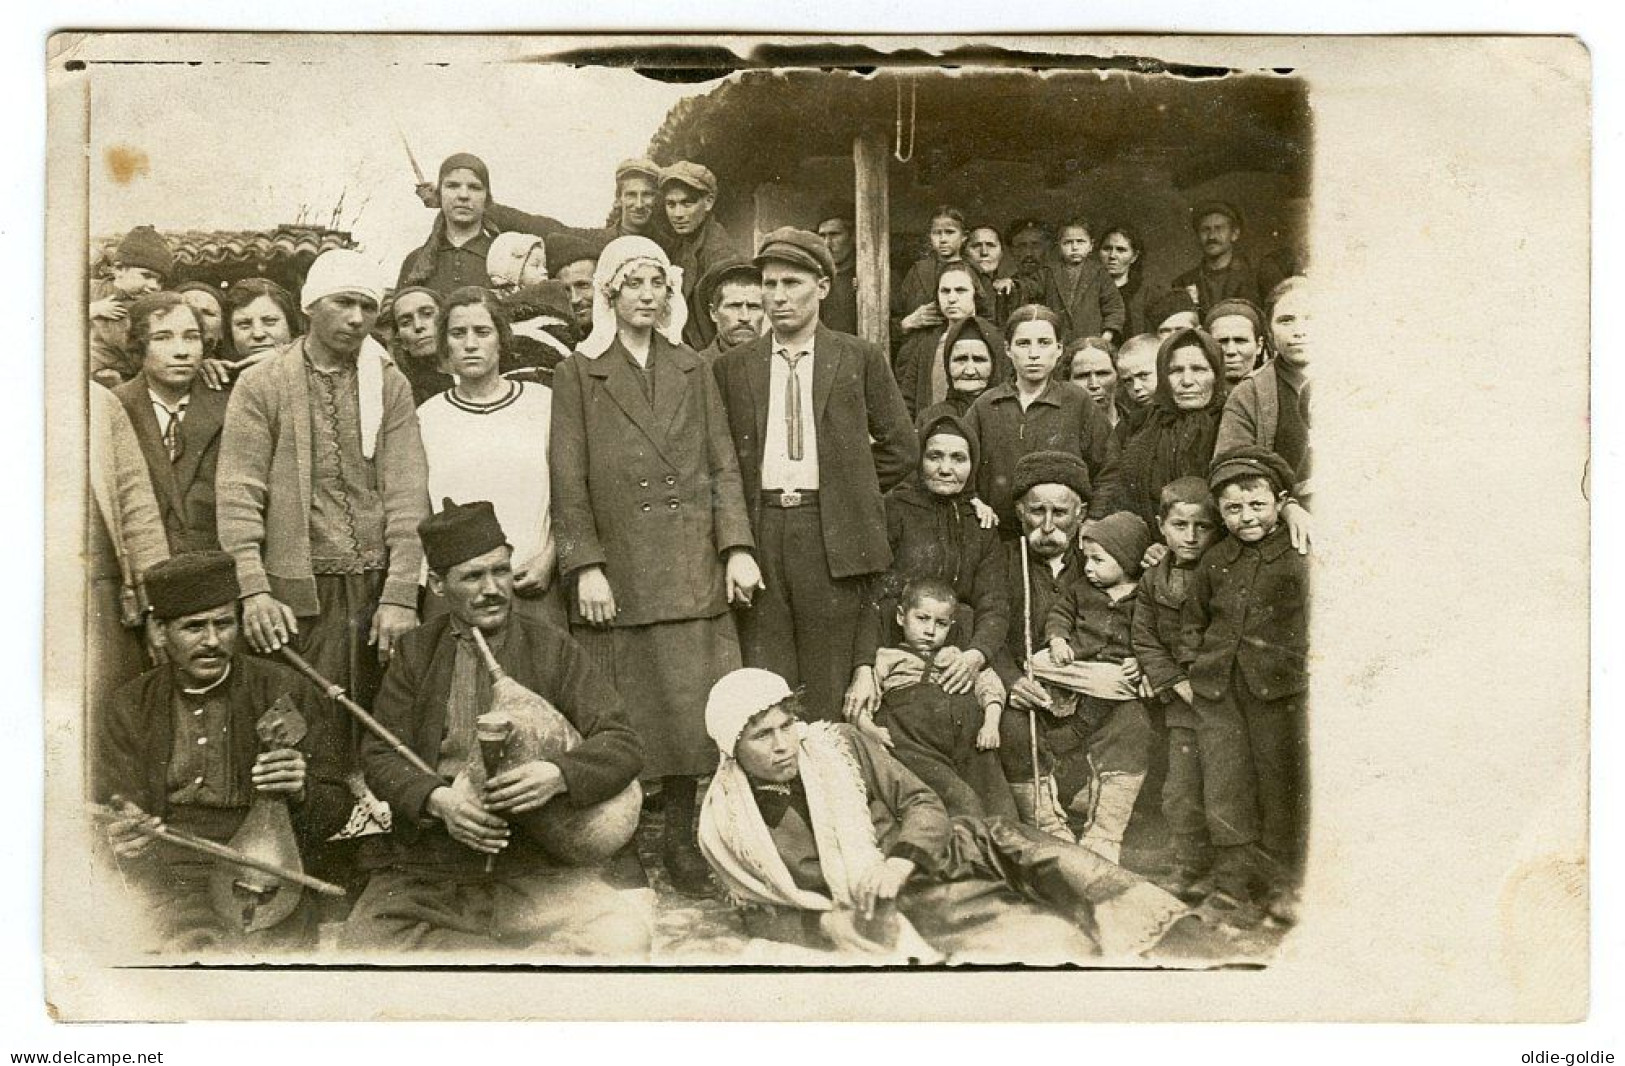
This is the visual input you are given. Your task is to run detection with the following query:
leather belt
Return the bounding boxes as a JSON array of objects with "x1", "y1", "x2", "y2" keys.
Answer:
[{"x1": 761, "y1": 489, "x2": 819, "y2": 509}]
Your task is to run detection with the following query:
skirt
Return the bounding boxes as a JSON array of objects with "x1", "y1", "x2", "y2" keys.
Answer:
[{"x1": 574, "y1": 613, "x2": 742, "y2": 780}]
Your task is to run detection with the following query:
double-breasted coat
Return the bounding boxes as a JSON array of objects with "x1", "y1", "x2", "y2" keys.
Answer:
[{"x1": 550, "y1": 333, "x2": 754, "y2": 626}]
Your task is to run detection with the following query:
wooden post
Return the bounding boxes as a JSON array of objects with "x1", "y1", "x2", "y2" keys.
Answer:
[{"x1": 853, "y1": 129, "x2": 891, "y2": 352}]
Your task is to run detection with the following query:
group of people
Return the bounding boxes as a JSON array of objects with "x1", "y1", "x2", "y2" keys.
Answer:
[{"x1": 84, "y1": 146, "x2": 1311, "y2": 962}]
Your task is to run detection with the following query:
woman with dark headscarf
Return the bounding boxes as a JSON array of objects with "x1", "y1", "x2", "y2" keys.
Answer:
[
  {"x1": 917, "y1": 314, "x2": 1009, "y2": 422},
  {"x1": 1118, "y1": 327, "x2": 1230, "y2": 526},
  {"x1": 854, "y1": 410, "x2": 1016, "y2": 819}
]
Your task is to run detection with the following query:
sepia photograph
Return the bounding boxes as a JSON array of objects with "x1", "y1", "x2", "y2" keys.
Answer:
[{"x1": 38, "y1": 29, "x2": 1591, "y2": 1024}]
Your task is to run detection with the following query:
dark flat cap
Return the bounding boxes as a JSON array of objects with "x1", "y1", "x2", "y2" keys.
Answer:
[
  {"x1": 1190, "y1": 200, "x2": 1243, "y2": 230},
  {"x1": 696, "y1": 257, "x2": 761, "y2": 311},
  {"x1": 1209, "y1": 446, "x2": 1296, "y2": 495},
  {"x1": 658, "y1": 161, "x2": 717, "y2": 196},
  {"x1": 754, "y1": 226, "x2": 836, "y2": 280},
  {"x1": 146, "y1": 550, "x2": 240, "y2": 621},
  {"x1": 546, "y1": 233, "x2": 604, "y2": 276}
]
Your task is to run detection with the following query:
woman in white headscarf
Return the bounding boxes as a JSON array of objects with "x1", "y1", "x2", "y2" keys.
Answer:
[{"x1": 550, "y1": 235, "x2": 764, "y2": 897}]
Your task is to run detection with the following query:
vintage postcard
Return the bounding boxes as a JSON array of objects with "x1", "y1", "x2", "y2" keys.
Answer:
[{"x1": 42, "y1": 32, "x2": 1589, "y2": 1021}]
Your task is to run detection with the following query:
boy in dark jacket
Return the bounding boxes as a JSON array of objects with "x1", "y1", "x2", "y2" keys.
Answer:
[
  {"x1": 1130, "y1": 477, "x2": 1222, "y2": 899},
  {"x1": 1180, "y1": 447, "x2": 1309, "y2": 922}
]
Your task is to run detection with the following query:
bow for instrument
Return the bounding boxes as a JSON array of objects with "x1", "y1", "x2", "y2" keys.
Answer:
[
  {"x1": 205, "y1": 695, "x2": 310, "y2": 932},
  {"x1": 92, "y1": 796, "x2": 344, "y2": 899}
]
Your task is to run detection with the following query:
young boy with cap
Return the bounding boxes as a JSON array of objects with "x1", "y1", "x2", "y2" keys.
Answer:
[
  {"x1": 93, "y1": 550, "x2": 350, "y2": 951},
  {"x1": 1180, "y1": 445, "x2": 1309, "y2": 923},
  {"x1": 91, "y1": 225, "x2": 176, "y2": 388},
  {"x1": 659, "y1": 160, "x2": 737, "y2": 351},
  {"x1": 1131, "y1": 477, "x2": 1223, "y2": 899},
  {"x1": 1031, "y1": 510, "x2": 1156, "y2": 863}
]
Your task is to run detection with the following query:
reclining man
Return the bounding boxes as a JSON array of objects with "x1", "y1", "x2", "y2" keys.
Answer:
[{"x1": 696, "y1": 667, "x2": 1223, "y2": 963}]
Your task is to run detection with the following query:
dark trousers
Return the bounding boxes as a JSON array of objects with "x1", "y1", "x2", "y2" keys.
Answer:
[
  {"x1": 739, "y1": 505, "x2": 865, "y2": 722},
  {"x1": 1163, "y1": 724, "x2": 1207, "y2": 852},
  {"x1": 875, "y1": 683, "x2": 1018, "y2": 821},
  {"x1": 1195, "y1": 668, "x2": 1307, "y2": 868}
]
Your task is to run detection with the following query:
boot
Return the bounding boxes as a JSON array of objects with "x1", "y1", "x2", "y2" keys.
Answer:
[
  {"x1": 1206, "y1": 843, "x2": 1269, "y2": 929},
  {"x1": 1077, "y1": 770, "x2": 1147, "y2": 866},
  {"x1": 1010, "y1": 776, "x2": 1073, "y2": 841},
  {"x1": 660, "y1": 775, "x2": 714, "y2": 898},
  {"x1": 1162, "y1": 833, "x2": 1213, "y2": 904}
]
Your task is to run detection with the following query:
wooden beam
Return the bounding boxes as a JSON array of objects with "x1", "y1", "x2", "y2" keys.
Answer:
[{"x1": 853, "y1": 128, "x2": 890, "y2": 351}]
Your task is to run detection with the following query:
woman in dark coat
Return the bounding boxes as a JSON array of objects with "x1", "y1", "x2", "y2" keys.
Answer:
[
  {"x1": 1118, "y1": 327, "x2": 1231, "y2": 526},
  {"x1": 856, "y1": 411, "x2": 1017, "y2": 819},
  {"x1": 550, "y1": 235, "x2": 761, "y2": 896},
  {"x1": 1099, "y1": 223, "x2": 1149, "y2": 338}
]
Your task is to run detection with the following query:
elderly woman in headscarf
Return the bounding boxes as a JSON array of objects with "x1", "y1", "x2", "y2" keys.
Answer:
[
  {"x1": 853, "y1": 410, "x2": 1017, "y2": 820},
  {"x1": 549, "y1": 234, "x2": 763, "y2": 897},
  {"x1": 915, "y1": 315, "x2": 1008, "y2": 423},
  {"x1": 485, "y1": 231, "x2": 579, "y2": 382},
  {"x1": 893, "y1": 263, "x2": 989, "y2": 420},
  {"x1": 1118, "y1": 327, "x2": 1230, "y2": 526}
]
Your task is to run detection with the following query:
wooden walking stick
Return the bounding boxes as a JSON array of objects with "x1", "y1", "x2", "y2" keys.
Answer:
[
  {"x1": 277, "y1": 646, "x2": 438, "y2": 778},
  {"x1": 95, "y1": 797, "x2": 346, "y2": 898},
  {"x1": 1020, "y1": 535, "x2": 1042, "y2": 827}
]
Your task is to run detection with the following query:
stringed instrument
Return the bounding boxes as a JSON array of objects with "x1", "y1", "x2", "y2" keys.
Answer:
[
  {"x1": 207, "y1": 696, "x2": 309, "y2": 933},
  {"x1": 468, "y1": 627, "x2": 642, "y2": 864}
]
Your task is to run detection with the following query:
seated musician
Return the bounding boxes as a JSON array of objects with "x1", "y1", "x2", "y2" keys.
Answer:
[
  {"x1": 340, "y1": 500, "x2": 650, "y2": 957},
  {"x1": 94, "y1": 550, "x2": 351, "y2": 953},
  {"x1": 697, "y1": 667, "x2": 1226, "y2": 964}
]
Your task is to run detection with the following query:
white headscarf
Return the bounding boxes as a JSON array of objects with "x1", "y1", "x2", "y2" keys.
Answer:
[
  {"x1": 486, "y1": 232, "x2": 546, "y2": 290},
  {"x1": 578, "y1": 235, "x2": 687, "y2": 359},
  {"x1": 299, "y1": 249, "x2": 389, "y2": 460}
]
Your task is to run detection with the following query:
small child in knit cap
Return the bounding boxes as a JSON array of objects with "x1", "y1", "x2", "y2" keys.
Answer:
[
  {"x1": 90, "y1": 225, "x2": 175, "y2": 387},
  {"x1": 1130, "y1": 476, "x2": 1222, "y2": 899},
  {"x1": 863, "y1": 577, "x2": 1017, "y2": 822},
  {"x1": 1029, "y1": 510, "x2": 1156, "y2": 861}
]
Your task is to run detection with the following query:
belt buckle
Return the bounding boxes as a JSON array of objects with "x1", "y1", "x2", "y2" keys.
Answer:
[{"x1": 778, "y1": 490, "x2": 803, "y2": 508}]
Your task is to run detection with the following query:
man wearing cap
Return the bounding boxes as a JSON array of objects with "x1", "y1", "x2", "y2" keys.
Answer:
[
  {"x1": 112, "y1": 292, "x2": 231, "y2": 555},
  {"x1": 91, "y1": 224, "x2": 175, "y2": 388},
  {"x1": 1006, "y1": 218, "x2": 1053, "y2": 297},
  {"x1": 695, "y1": 257, "x2": 765, "y2": 363},
  {"x1": 695, "y1": 667, "x2": 1198, "y2": 962},
  {"x1": 546, "y1": 233, "x2": 603, "y2": 339},
  {"x1": 712, "y1": 228, "x2": 918, "y2": 726},
  {"x1": 403, "y1": 152, "x2": 607, "y2": 297},
  {"x1": 814, "y1": 204, "x2": 859, "y2": 336},
  {"x1": 600, "y1": 157, "x2": 668, "y2": 246},
  {"x1": 342, "y1": 501, "x2": 648, "y2": 955},
  {"x1": 94, "y1": 551, "x2": 350, "y2": 951},
  {"x1": 659, "y1": 161, "x2": 737, "y2": 351},
  {"x1": 1173, "y1": 201, "x2": 1262, "y2": 315},
  {"x1": 988, "y1": 451, "x2": 1096, "y2": 839},
  {"x1": 217, "y1": 248, "x2": 430, "y2": 761},
  {"x1": 1204, "y1": 297, "x2": 1267, "y2": 383}
]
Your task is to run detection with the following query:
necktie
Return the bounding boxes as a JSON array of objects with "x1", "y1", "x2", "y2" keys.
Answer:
[
  {"x1": 159, "y1": 405, "x2": 184, "y2": 461},
  {"x1": 781, "y1": 349, "x2": 808, "y2": 461}
]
